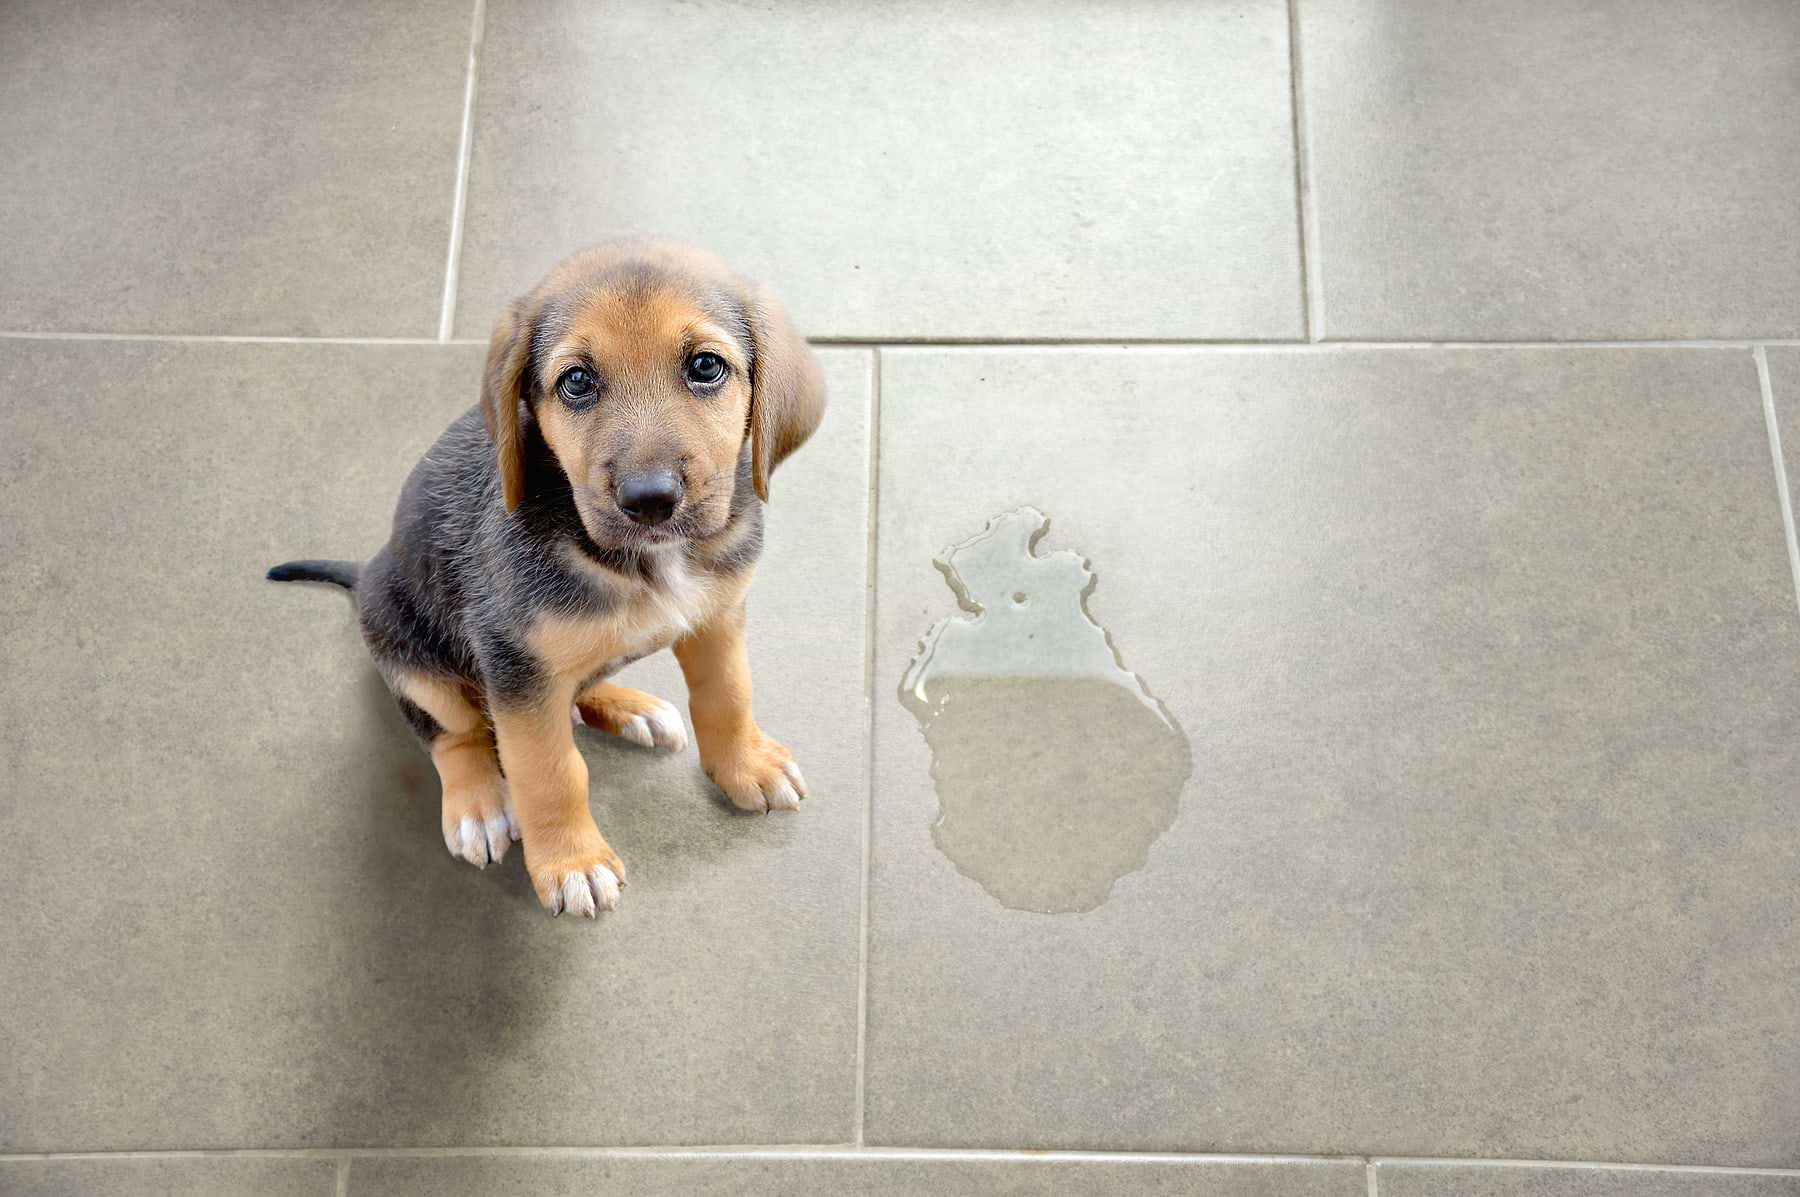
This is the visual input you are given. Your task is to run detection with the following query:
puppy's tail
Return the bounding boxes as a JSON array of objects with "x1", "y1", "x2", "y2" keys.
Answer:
[{"x1": 266, "y1": 559, "x2": 360, "y2": 590}]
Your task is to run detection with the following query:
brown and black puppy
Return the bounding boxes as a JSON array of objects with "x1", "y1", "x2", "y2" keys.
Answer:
[{"x1": 269, "y1": 240, "x2": 825, "y2": 917}]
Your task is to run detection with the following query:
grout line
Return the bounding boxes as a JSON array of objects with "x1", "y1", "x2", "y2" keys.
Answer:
[
  {"x1": 6, "y1": 1147, "x2": 1800, "y2": 1174},
  {"x1": 1309, "y1": 336, "x2": 1800, "y2": 349},
  {"x1": 1286, "y1": 0, "x2": 1318, "y2": 342},
  {"x1": 1371, "y1": 1157, "x2": 1800, "y2": 1178},
  {"x1": 852, "y1": 348, "x2": 882, "y2": 1146},
  {"x1": 1756, "y1": 346, "x2": 1800, "y2": 619},
  {"x1": 0, "y1": 1147, "x2": 1356, "y2": 1164},
  {"x1": 1365, "y1": 1159, "x2": 1378, "y2": 1197},
  {"x1": 807, "y1": 335, "x2": 1282, "y2": 347},
  {"x1": 335, "y1": 1156, "x2": 350, "y2": 1197},
  {"x1": 854, "y1": 338, "x2": 1787, "y2": 352},
  {"x1": 4, "y1": 330, "x2": 1799, "y2": 351},
  {"x1": 0, "y1": 1150, "x2": 351, "y2": 1162},
  {"x1": 436, "y1": 0, "x2": 487, "y2": 343},
  {"x1": 0, "y1": 331, "x2": 452, "y2": 346}
]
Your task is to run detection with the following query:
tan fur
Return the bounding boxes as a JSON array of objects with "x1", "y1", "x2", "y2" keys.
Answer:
[
  {"x1": 576, "y1": 682, "x2": 678, "y2": 734},
  {"x1": 431, "y1": 730, "x2": 508, "y2": 845},
  {"x1": 529, "y1": 558, "x2": 735, "y2": 683},
  {"x1": 673, "y1": 601, "x2": 806, "y2": 812},
  {"x1": 479, "y1": 301, "x2": 532, "y2": 512},
  {"x1": 490, "y1": 701, "x2": 625, "y2": 907},
  {"x1": 393, "y1": 671, "x2": 484, "y2": 734},
  {"x1": 532, "y1": 286, "x2": 755, "y2": 544},
  {"x1": 743, "y1": 284, "x2": 825, "y2": 501},
  {"x1": 395, "y1": 672, "x2": 509, "y2": 860},
  {"x1": 693, "y1": 509, "x2": 761, "y2": 570}
]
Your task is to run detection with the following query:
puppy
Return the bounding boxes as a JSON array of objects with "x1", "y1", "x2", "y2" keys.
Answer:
[{"x1": 269, "y1": 240, "x2": 825, "y2": 917}]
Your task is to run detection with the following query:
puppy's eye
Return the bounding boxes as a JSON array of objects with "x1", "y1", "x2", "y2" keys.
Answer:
[
  {"x1": 685, "y1": 352, "x2": 728, "y2": 387},
  {"x1": 557, "y1": 367, "x2": 598, "y2": 406}
]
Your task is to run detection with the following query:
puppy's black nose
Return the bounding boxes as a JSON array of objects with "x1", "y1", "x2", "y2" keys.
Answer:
[{"x1": 615, "y1": 470, "x2": 682, "y2": 526}]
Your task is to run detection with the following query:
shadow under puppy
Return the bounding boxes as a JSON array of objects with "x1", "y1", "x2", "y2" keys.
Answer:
[{"x1": 269, "y1": 240, "x2": 825, "y2": 917}]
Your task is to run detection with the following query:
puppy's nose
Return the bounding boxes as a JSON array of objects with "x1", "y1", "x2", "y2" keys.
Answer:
[{"x1": 615, "y1": 469, "x2": 683, "y2": 526}]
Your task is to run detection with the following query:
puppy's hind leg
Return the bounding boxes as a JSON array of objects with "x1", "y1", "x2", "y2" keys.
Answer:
[
  {"x1": 574, "y1": 681, "x2": 688, "y2": 753},
  {"x1": 392, "y1": 671, "x2": 515, "y2": 868}
]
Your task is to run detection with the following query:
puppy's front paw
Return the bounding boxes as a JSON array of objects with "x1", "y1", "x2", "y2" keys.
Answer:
[
  {"x1": 706, "y1": 732, "x2": 808, "y2": 814},
  {"x1": 545, "y1": 864, "x2": 623, "y2": 917},
  {"x1": 528, "y1": 842, "x2": 627, "y2": 918},
  {"x1": 574, "y1": 686, "x2": 688, "y2": 753},
  {"x1": 442, "y1": 779, "x2": 516, "y2": 869}
]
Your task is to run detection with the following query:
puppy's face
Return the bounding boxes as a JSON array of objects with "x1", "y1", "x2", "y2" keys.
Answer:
[
  {"x1": 481, "y1": 241, "x2": 826, "y2": 551},
  {"x1": 533, "y1": 285, "x2": 752, "y2": 547}
]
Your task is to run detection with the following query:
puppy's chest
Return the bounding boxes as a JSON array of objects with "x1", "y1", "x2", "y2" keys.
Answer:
[{"x1": 532, "y1": 550, "x2": 721, "y2": 683}]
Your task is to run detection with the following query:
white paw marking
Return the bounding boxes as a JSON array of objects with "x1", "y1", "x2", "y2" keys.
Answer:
[
  {"x1": 482, "y1": 813, "x2": 512, "y2": 860},
  {"x1": 589, "y1": 864, "x2": 621, "y2": 910},
  {"x1": 725, "y1": 756, "x2": 808, "y2": 814},
  {"x1": 641, "y1": 699, "x2": 687, "y2": 752},
  {"x1": 765, "y1": 776, "x2": 801, "y2": 812},
  {"x1": 570, "y1": 704, "x2": 586, "y2": 727},
  {"x1": 446, "y1": 815, "x2": 494, "y2": 868},
  {"x1": 445, "y1": 809, "x2": 516, "y2": 868},
  {"x1": 548, "y1": 865, "x2": 622, "y2": 918},
  {"x1": 583, "y1": 696, "x2": 687, "y2": 752}
]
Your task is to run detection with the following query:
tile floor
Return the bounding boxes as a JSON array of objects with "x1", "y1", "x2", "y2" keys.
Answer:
[{"x1": 2, "y1": 1, "x2": 1798, "y2": 1194}]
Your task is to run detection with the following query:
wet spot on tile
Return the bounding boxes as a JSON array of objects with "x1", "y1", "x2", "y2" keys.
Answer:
[{"x1": 900, "y1": 507, "x2": 1192, "y2": 913}]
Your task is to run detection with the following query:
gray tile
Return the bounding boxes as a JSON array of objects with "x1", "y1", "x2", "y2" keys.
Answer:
[
  {"x1": 0, "y1": 341, "x2": 871, "y2": 1149},
  {"x1": 1770, "y1": 349, "x2": 1800, "y2": 563},
  {"x1": 865, "y1": 347, "x2": 1800, "y2": 1162},
  {"x1": 1301, "y1": 1, "x2": 1800, "y2": 340},
  {"x1": 1376, "y1": 1163, "x2": 1800, "y2": 1197},
  {"x1": 0, "y1": 1157, "x2": 337, "y2": 1197},
  {"x1": 349, "y1": 1152, "x2": 1365, "y2": 1196},
  {"x1": 455, "y1": 0, "x2": 1302, "y2": 342},
  {"x1": 0, "y1": 0, "x2": 470, "y2": 336}
]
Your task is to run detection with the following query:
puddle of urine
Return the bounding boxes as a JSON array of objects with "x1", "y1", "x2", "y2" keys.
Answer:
[{"x1": 900, "y1": 507, "x2": 1193, "y2": 913}]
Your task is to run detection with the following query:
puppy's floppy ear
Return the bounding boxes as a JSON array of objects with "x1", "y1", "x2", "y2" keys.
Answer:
[
  {"x1": 480, "y1": 299, "x2": 532, "y2": 512},
  {"x1": 746, "y1": 286, "x2": 825, "y2": 502}
]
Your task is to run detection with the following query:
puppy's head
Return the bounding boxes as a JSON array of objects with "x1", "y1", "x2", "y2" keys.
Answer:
[{"x1": 480, "y1": 240, "x2": 825, "y2": 547}]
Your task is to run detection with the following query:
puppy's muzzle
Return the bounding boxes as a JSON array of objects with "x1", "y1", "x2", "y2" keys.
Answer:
[{"x1": 615, "y1": 469, "x2": 683, "y2": 527}]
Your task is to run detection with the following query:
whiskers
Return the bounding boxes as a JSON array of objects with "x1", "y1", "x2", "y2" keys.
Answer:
[
  {"x1": 666, "y1": 466, "x2": 734, "y2": 541},
  {"x1": 682, "y1": 465, "x2": 731, "y2": 509}
]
